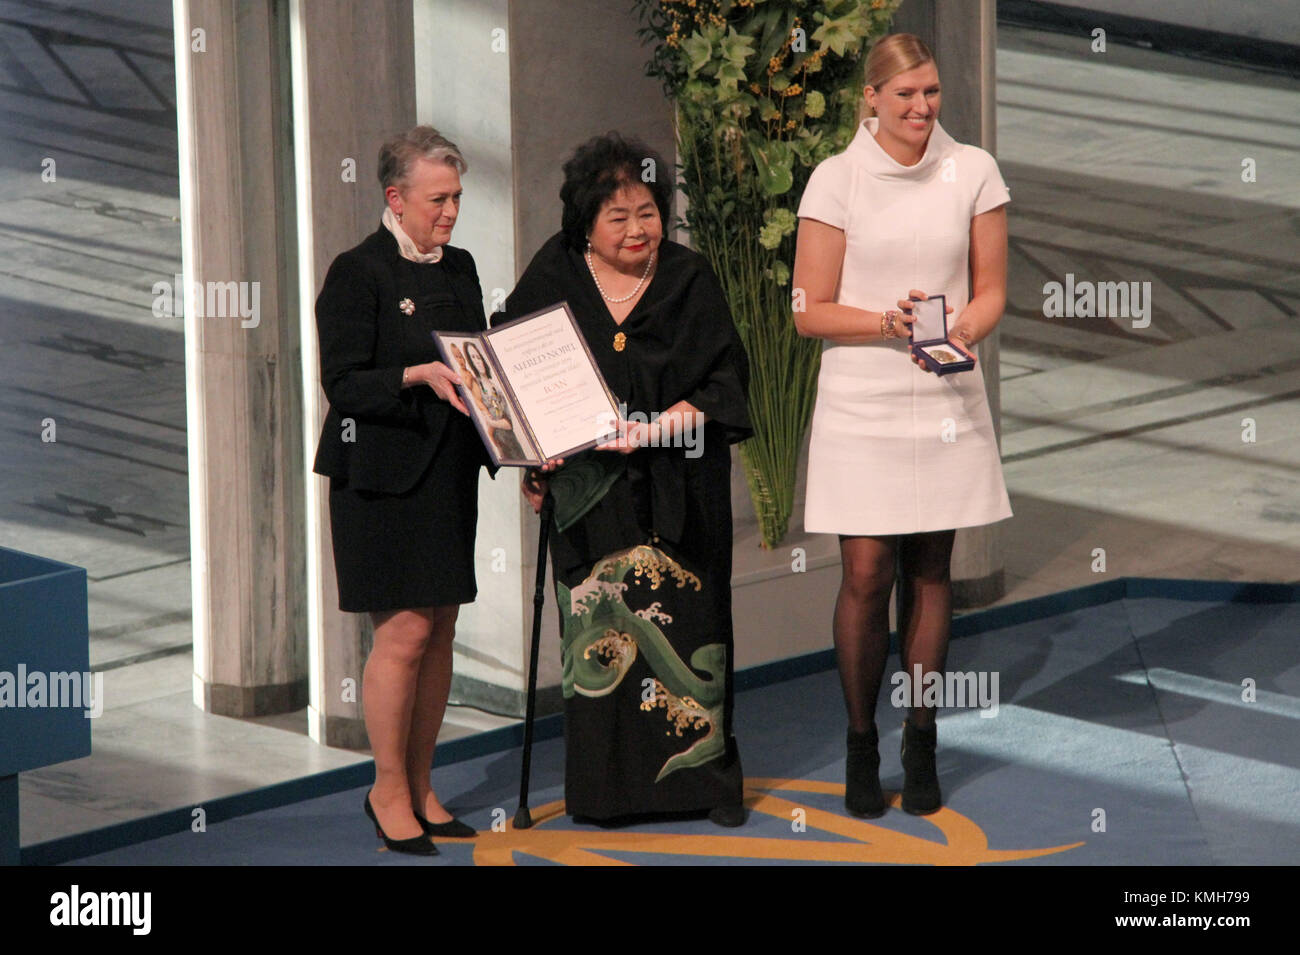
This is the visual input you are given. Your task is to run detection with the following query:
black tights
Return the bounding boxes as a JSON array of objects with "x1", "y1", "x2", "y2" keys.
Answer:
[{"x1": 833, "y1": 531, "x2": 955, "y2": 734}]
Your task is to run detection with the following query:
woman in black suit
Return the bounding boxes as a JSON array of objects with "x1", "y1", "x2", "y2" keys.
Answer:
[{"x1": 312, "y1": 125, "x2": 488, "y2": 856}]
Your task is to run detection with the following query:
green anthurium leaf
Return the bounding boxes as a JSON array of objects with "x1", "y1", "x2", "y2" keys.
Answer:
[
  {"x1": 715, "y1": 60, "x2": 746, "y2": 90},
  {"x1": 796, "y1": 126, "x2": 824, "y2": 147},
  {"x1": 811, "y1": 14, "x2": 863, "y2": 57},
  {"x1": 682, "y1": 78, "x2": 715, "y2": 105},
  {"x1": 718, "y1": 27, "x2": 755, "y2": 66},
  {"x1": 714, "y1": 84, "x2": 740, "y2": 106},
  {"x1": 746, "y1": 135, "x2": 795, "y2": 196},
  {"x1": 681, "y1": 33, "x2": 713, "y2": 77}
]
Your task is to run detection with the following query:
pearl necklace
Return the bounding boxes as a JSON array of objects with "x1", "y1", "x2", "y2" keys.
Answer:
[{"x1": 585, "y1": 246, "x2": 656, "y2": 303}]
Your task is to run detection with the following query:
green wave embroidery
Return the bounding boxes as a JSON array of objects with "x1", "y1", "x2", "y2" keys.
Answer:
[{"x1": 557, "y1": 544, "x2": 726, "y2": 782}]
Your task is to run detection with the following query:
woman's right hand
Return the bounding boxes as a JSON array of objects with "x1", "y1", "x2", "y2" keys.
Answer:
[
  {"x1": 896, "y1": 290, "x2": 953, "y2": 332},
  {"x1": 407, "y1": 361, "x2": 470, "y2": 416},
  {"x1": 521, "y1": 458, "x2": 565, "y2": 514},
  {"x1": 898, "y1": 290, "x2": 954, "y2": 370}
]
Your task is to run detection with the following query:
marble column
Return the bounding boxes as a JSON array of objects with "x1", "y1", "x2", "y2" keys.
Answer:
[
  {"x1": 174, "y1": 0, "x2": 308, "y2": 715},
  {"x1": 895, "y1": 0, "x2": 1006, "y2": 606},
  {"x1": 289, "y1": 0, "x2": 417, "y2": 747}
]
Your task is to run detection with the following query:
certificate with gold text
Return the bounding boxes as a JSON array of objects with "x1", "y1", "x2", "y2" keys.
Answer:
[{"x1": 433, "y1": 302, "x2": 619, "y2": 467}]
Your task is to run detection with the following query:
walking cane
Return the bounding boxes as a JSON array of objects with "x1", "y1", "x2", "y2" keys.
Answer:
[{"x1": 514, "y1": 489, "x2": 554, "y2": 829}]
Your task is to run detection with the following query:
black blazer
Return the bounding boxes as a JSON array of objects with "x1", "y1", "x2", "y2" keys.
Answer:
[{"x1": 312, "y1": 225, "x2": 487, "y2": 494}]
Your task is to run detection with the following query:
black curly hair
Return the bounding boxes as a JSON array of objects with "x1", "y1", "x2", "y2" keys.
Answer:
[{"x1": 559, "y1": 132, "x2": 672, "y2": 250}]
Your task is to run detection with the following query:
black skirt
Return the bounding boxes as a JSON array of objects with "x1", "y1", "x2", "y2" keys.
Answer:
[{"x1": 328, "y1": 412, "x2": 485, "y2": 613}]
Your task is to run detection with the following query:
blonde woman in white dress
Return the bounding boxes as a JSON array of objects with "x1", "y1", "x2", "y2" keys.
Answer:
[{"x1": 792, "y1": 33, "x2": 1012, "y2": 817}]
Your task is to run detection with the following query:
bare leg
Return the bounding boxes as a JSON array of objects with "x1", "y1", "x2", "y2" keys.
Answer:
[
  {"x1": 364, "y1": 607, "x2": 435, "y2": 840},
  {"x1": 896, "y1": 530, "x2": 955, "y2": 730},
  {"x1": 407, "y1": 604, "x2": 459, "y2": 823},
  {"x1": 834, "y1": 535, "x2": 898, "y2": 733}
]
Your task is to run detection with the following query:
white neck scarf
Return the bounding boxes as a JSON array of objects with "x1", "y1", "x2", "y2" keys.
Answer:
[{"x1": 382, "y1": 206, "x2": 443, "y2": 263}]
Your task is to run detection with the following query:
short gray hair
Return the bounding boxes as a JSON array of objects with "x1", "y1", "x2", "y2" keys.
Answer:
[{"x1": 377, "y1": 125, "x2": 467, "y2": 192}]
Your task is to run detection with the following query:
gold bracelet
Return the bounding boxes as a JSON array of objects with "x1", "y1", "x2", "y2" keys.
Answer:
[
  {"x1": 951, "y1": 327, "x2": 973, "y2": 347},
  {"x1": 880, "y1": 311, "x2": 897, "y2": 339}
]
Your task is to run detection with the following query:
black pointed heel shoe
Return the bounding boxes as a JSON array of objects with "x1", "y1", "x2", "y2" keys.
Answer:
[
  {"x1": 364, "y1": 793, "x2": 440, "y2": 856},
  {"x1": 845, "y1": 725, "x2": 886, "y2": 817},
  {"x1": 900, "y1": 719, "x2": 941, "y2": 815},
  {"x1": 414, "y1": 812, "x2": 477, "y2": 838}
]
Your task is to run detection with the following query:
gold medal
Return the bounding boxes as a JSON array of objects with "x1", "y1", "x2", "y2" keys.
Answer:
[{"x1": 613, "y1": 331, "x2": 627, "y2": 352}]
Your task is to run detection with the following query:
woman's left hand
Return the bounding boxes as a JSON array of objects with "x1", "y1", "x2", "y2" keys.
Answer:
[
  {"x1": 910, "y1": 335, "x2": 978, "y2": 374},
  {"x1": 595, "y1": 418, "x2": 655, "y2": 454},
  {"x1": 416, "y1": 361, "x2": 470, "y2": 416},
  {"x1": 909, "y1": 340, "x2": 977, "y2": 376}
]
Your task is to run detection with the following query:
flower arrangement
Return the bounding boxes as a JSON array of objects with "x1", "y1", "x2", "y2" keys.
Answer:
[{"x1": 635, "y1": 0, "x2": 901, "y2": 548}]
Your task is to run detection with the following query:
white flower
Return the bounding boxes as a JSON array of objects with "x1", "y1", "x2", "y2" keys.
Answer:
[{"x1": 398, "y1": 298, "x2": 415, "y2": 315}]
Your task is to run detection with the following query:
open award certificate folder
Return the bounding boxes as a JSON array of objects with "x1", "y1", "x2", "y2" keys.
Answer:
[{"x1": 432, "y1": 302, "x2": 620, "y2": 467}]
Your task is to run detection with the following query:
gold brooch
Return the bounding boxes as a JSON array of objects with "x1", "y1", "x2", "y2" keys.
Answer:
[{"x1": 613, "y1": 332, "x2": 627, "y2": 352}]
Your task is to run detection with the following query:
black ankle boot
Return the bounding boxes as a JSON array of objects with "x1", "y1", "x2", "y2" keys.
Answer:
[
  {"x1": 845, "y1": 725, "x2": 886, "y2": 817},
  {"x1": 900, "y1": 719, "x2": 941, "y2": 815}
]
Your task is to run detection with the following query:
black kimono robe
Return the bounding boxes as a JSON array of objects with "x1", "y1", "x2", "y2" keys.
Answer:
[{"x1": 500, "y1": 233, "x2": 752, "y2": 820}]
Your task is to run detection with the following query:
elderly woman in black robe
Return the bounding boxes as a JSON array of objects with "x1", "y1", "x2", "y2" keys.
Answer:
[{"x1": 500, "y1": 132, "x2": 751, "y2": 827}]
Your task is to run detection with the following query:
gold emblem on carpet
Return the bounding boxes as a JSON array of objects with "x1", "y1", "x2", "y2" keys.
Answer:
[{"x1": 472, "y1": 778, "x2": 1084, "y2": 865}]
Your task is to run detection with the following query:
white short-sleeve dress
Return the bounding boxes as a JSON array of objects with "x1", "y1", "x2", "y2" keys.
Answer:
[{"x1": 798, "y1": 117, "x2": 1012, "y2": 535}]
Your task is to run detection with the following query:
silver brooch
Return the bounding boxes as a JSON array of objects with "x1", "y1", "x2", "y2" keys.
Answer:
[{"x1": 398, "y1": 298, "x2": 415, "y2": 316}]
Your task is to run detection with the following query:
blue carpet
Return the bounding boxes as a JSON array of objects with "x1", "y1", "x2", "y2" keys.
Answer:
[{"x1": 56, "y1": 593, "x2": 1300, "y2": 865}]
